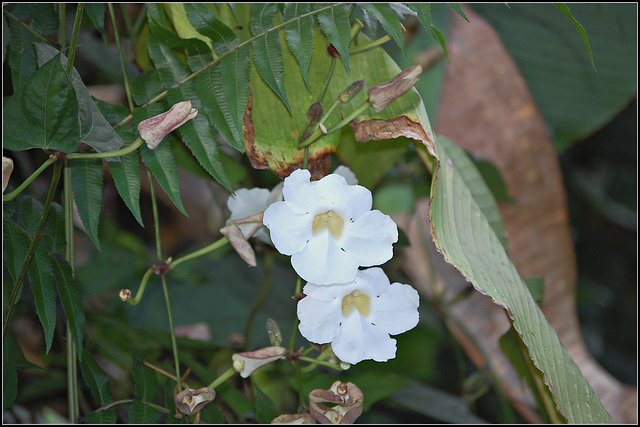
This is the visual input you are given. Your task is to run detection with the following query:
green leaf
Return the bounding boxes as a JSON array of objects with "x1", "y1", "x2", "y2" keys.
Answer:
[
  {"x1": 51, "y1": 258, "x2": 85, "y2": 361},
  {"x1": 71, "y1": 159, "x2": 104, "y2": 250},
  {"x1": 405, "y1": 3, "x2": 450, "y2": 61},
  {"x1": 283, "y1": 3, "x2": 314, "y2": 87},
  {"x1": 553, "y1": 3, "x2": 595, "y2": 70},
  {"x1": 108, "y1": 123, "x2": 144, "y2": 227},
  {"x1": 250, "y1": 3, "x2": 291, "y2": 113},
  {"x1": 447, "y1": 3, "x2": 469, "y2": 22},
  {"x1": 195, "y1": 48, "x2": 250, "y2": 152},
  {"x1": 34, "y1": 43, "x2": 125, "y2": 156},
  {"x1": 84, "y1": 3, "x2": 107, "y2": 44},
  {"x1": 3, "y1": 53, "x2": 79, "y2": 153},
  {"x1": 473, "y1": 3, "x2": 636, "y2": 151},
  {"x1": 80, "y1": 348, "x2": 115, "y2": 406},
  {"x1": 27, "y1": 244, "x2": 56, "y2": 353},
  {"x1": 146, "y1": 32, "x2": 232, "y2": 191},
  {"x1": 6, "y1": 13, "x2": 38, "y2": 89},
  {"x1": 139, "y1": 140, "x2": 188, "y2": 216},
  {"x1": 128, "y1": 360, "x2": 161, "y2": 424},
  {"x1": 18, "y1": 195, "x2": 44, "y2": 235},
  {"x1": 83, "y1": 411, "x2": 116, "y2": 424},
  {"x1": 359, "y1": 4, "x2": 405, "y2": 55},
  {"x1": 315, "y1": 4, "x2": 351, "y2": 72},
  {"x1": 428, "y1": 136, "x2": 611, "y2": 423},
  {"x1": 184, "y1": 3, "x2": 239, "y2": 54},
  {"x1": 2, "y1": 215, "x2": 30, "y2": 288},
  {"x1": 45, "y1": 202, "x2": 66, "y2": 255},
  {"x1": 3, "y1": 335, "x2": 21, "y2": 408}
]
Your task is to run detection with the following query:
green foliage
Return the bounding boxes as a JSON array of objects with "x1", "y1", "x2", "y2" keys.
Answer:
[{"x1": 3, "y1": 2, "x2": 632, "y2": 425}]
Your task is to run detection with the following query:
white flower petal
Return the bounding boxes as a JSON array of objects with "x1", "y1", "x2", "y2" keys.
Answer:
[
  {"x1": 297, "y1": 293, "x2": 343, "y2": 344},
  {"x1": 354, "y1": 267, "x2": 391, "y2": 296},
  {"x1": 282, "y1": 169, "x2": 316, "y2": 213},
  {"x1": 291, "y1": 232, "x2": 358, "y2": 285},
  {"x1": 331, "y1": 312, "x2": 397, "y2": 364},
  {"x1": 333, "y1": 165, "x2": 358, "y2": 185},
  {"x1": 342, "y1": 210, "x2": 398, "y2": 266},
  {"x1": 263, "y1": 202, "x2": 312, "y2": 255},
  {"x1": 370, "y1": 283, "x2": 420, "y2": 335},
  {"x1": 227, "y1": 188, "x2": 270, "y2": 221}
]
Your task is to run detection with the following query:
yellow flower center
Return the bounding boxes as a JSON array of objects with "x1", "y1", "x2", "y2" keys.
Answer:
[
  {"x1": 341, "y1": 290, "x2": 371, "y2": 317},
  {"x1": 312, "y1": 210, "x2": 344, "y2": 239}
]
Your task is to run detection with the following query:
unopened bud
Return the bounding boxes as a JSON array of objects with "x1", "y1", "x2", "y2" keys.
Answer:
[
  {"x1": 367, "y1": 65, "x2": 422, "y2": 113},
  {"x1": 305, "y1": 102, "x2": 324, "y2": 126},
  {"x1": 119, "y1": 289, "x2": 132, "y2": 301},
  {"x1": 266, "y1": 318, "x2": 283, "y2": 347},
  {"x1": 327, "y1": 44, "x2": 340, "y2": 58},
  {"x1": 174, "y1": 387, "x2": 216, "y2": 416},
  {"x1": 338, "y1": 80, "x2": 364, "y2": 104},
  {"x1": 232, "y1": 346, "x2": 287, "y2": 378},
  {"x1": 138, "y1": 100, "x2": 198, "y2": 149},
  {"x1": 3, "y1": 157, "x2": 14, "y2": 193}
]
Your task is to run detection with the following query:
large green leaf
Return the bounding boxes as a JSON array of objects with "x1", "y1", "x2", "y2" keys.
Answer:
[
  {"x1": 139, "y1": 140, "x2": 188, "y2": 217},
  {"x1": 428, "y1": 136, "x2": 611, "y2": 423},
  {"x1": 51, "y1": 258, "x2": 85, "y2": 361},
  {"x1": 473, "y1": 3, "x2": 637, "y2": 151},
  {"x1": 108, "y1": 128, "x2": 144, "y2": 227},
  {"x1": 71, "y1": 159, "x2": 104, "y2": 250},
  {"x1": 184, "y1": 2, "x2": 239, "y2": 55},
  {"x1": 128, "y1": 360, "x2": 161, "y2": 424},
  {"x1": 2, "y1": 215, "x2": 30, "y2": 285},
  {"x1": 33, "y1": 43, "x2": 125, "y2": 156},
  {"x1": 3, "y1": 53, "x2": 79, "y2": 153},
  {"x1": 27, "y1": 244, "x2": 56, "y2": 353},
  {"x1": 80, "y1": 349, "x2": 115, "y2": 406}
]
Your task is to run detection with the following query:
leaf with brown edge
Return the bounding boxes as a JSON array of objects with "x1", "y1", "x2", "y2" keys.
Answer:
[{"x1": 243, "y1": 28, "x2": 435, "y2": 182}]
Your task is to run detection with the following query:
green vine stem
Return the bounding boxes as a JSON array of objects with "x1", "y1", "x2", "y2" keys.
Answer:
[
  {"x1": 113, "y1": 2, "x2": 352, "y2": 129},
  {"x1": 65, "y1": 4, "x2": 84, "y2": 78},
  {"x1": 160, "y1": 273, "x2": 183, "y2": 394},
  {"x1": 243, "y1": 252, "x2": 274, "y2": 351},
  {"x1": 66, "y1": 137, "x2": 144, "y2": 160},
  {"x1": 299, "y1": 356, "x2": 343, "y2": 372},
  {"x1": 107, "y1": 3, "x2": 135, "y2": 111},
  {"x1": 167, "y1": 236, "x2": 229, "y2": 271},
  {"x1": 3, "y1": 156, "x2": 56, "y2": 202},
  {"x1": 207, "y1": 366, "x2": 237, "y2": 390},
  {"x1": 2, "y1": 161, "x2": 62, "y2": 341}
]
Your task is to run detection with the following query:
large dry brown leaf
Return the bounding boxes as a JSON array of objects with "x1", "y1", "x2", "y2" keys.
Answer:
[{"x1": 399, "y1": 7, "x2": 636, "y2": 423}]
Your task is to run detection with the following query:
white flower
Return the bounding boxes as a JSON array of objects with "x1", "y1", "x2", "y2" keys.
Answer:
[
  {"x1": 226, "y1": 187, "x2": 276, "y2": 244},
  {"x1": 297, "y1": 268, "x2": 419, "y2": 364},
  {"x1": 262, "y1": 169, "x2": 397, "y2": 285}
]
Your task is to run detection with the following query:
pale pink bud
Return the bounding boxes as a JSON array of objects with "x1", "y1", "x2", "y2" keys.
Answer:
[
  {"x1": 119, "y1": 289, "x2": 132, "y2": 301},
  {"x1": 309, "y1": 381, "x2": 364, "y2": 424},
  {"x1": 367, "y1": 65, "x2": 422, "y2": 113},
  {"x1": 138, "y1": 101, "x2": 198, "y2": 149},
  {"x1": 174, "y1": 387, "x2": 216, "y2": 416},
  {"x1": 232, "y1": 346, "x2": 287, "y2": 378},
  {"x1": 3, "y1": 157, "x2": 14, "y2": 193}
]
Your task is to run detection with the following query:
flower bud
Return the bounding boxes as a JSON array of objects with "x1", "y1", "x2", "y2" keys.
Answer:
[
  {"x1": 305, "y1": 102, "x2": 324, "y2": 126},
  {"x1": 367, "y1": 65, "x2": 423, "y2": 113},
  {"x1": 271, "y1": 413, "x2": 316, "y2": 424},
  {"x1": 220, "y1": 212, "x2": 265, "y2": 267},
  {"x1": 338, "y1": 80, "x2": 364, "y2": 104},
  {"x1": 119, "y1": 289, "x2": 132, "y2": 301},
  {"x1": 3, "y1": 157, "x2": 14, "y2": 193},
  {"x1": 309, "y1": 381, "x2": 364, "y2": 424},
  {"x1": 266, "y1": 318, "x2": 283, "y2": 347},
  {"x1": 138, "y1": 101, "x2": 198, "y2": 149},
  {"x1": 232, "y1": 346, "x2": 287, "y2": 378},
  {"x1": 327, "y1": 44, "x2": 340, "y2": 58},
  {"x1": 174, "y1": 387, "x2": 216, "y2": 416}
]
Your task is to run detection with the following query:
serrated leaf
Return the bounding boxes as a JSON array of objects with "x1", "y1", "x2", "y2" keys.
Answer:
[
  {"x1": 283, "y1": 3, "x2": 314, "y2": 88},
  {"x1": 147, "y1": 3, "x2": 213, "y2": 73},
  {"x1": 447, "y1": 3, "x2": 469, "y2": 22},
  {"x1": 315, "y1": 4, "x2": 351, "y2": 72},
  {"x1": 128, "y1": 400, "x2": 161, "y2": 424},
  {"x1": 359, "y1": 4, "x2": 406, "y2": 55},
  {"x1": 71, "y1": 159, "x2": 104, "y2": 250},
  {"x1": 146, "y1": 33, "x2": 232, "y2": 191},
  {"x1": 139, "y1": 140, "x2": 188, "y2": 216},
  {"x1": 195, "y1": 48, "x2": 250, "y2": 152},
  {"x1": 51, "y1": 258, "x2": 85, "y2": 361},
  {"x1": 2, "y1": 215, "x2": 30, "y2": 285},
  {"x1": 34, "y1": 43, "x2": 125, "y2": 156},
  {"x1": 405, "y1": 3, "x2": 450, "y2": 61},
  {"x1": 552, "y1": 3, "x2": 595, "y2": 70},
  {"x1": 185, "y1": 3, "x2": 239, "y2": 54},
  {"x1": 108, "y1": 124, "x2": 144, "y2": 227},
  {"x1": 428, "y1": 136, "x2": 611, "y2": 423},
  {"x1": 128, "y1": 360, "x2": 161, "y2": 423},
  {"x1": 80, "y1": 349, "x2": 115, "y2": 406},
  {"x1": 27, "y1": 244, "x2": 56, "y2": 353},
  {"x1": 3, "y1": 335, "x2": 20, "y2": 407},
  {"x1": 84, "y1": 3, "x2": 107, "y2": 44},
  {"x1": 18, "y1": 195, "x2": 44, "y2": 235},
  {"x1": 249, "y1": 3, "x2": 291, "y2": 113},
  {"x1": 83, "y1": 411, "x2": 116, "y2": 424},
  {"x1": 45, "y1": 202, "x2": 66, "y2": 255},
  {"x1": 3, "y1": 53, "x2": 80, "y2": 153}
]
